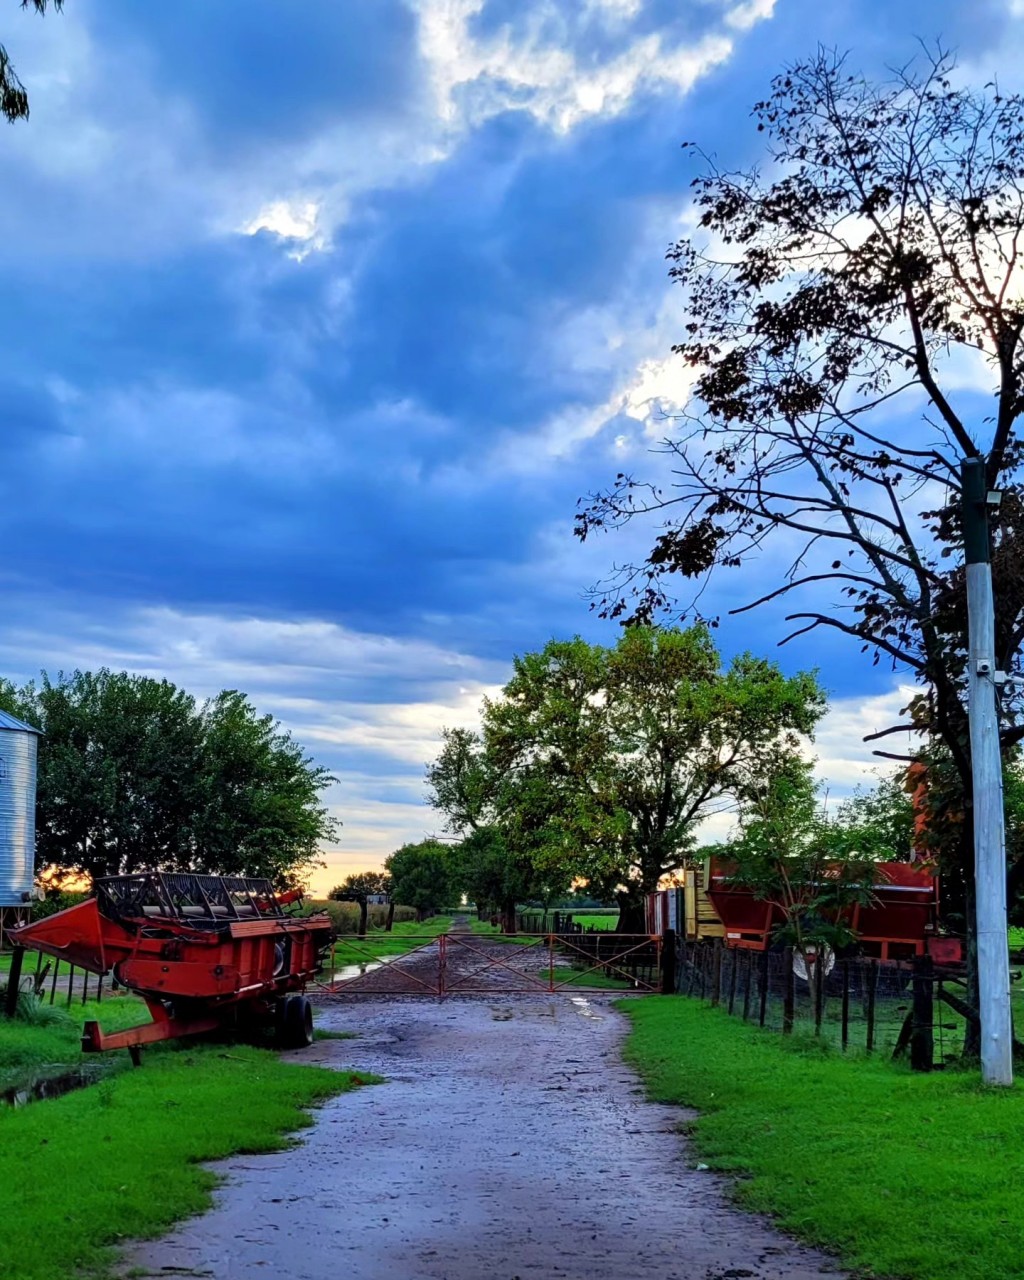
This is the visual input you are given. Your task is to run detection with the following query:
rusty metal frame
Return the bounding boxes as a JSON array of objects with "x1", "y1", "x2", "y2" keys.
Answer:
[{"x1": 318, "y1": 932, "x2": 661, "y2": 997}]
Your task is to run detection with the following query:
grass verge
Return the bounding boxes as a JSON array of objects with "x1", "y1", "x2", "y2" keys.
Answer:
[
  {"x1": 622, "y1": 998, "x2": 1024, "y2": 1280},
  {"x1": 1, "y1": 1039, "x2": 374, "y2": 1280}
]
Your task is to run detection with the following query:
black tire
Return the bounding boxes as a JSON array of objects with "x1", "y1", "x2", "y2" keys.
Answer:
[{"x1": 278, "y1": 994, "x2": 314, "y2": 1049}]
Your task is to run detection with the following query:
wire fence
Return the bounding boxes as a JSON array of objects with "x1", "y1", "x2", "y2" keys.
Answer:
[{"x1": 676, "y1": 939, "x2": 982, "y2": 1068}]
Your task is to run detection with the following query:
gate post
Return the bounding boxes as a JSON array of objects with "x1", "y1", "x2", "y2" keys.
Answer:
[
  {"x1": 661, "y1": 928, "x2": 677, "y2": 994},
  {"x1": 438, "y1": 933, "x2": 447, "y2": 998}
]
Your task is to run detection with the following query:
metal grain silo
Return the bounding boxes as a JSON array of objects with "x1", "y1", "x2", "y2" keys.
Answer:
[{"x1": 0, "y1": 710, "x2": 41, "y2": 907}]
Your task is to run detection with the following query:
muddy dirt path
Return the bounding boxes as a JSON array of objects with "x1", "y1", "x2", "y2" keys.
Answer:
[{"x1": 124, "y1": 996, "x2": 845, "y2": 1280}]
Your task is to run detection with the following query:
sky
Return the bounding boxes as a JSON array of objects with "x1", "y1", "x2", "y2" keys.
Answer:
[{"x1": 0, "y1": 0, "x2": 1019, "y2": 895}]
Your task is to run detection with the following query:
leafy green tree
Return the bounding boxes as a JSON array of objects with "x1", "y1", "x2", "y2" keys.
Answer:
[
  {"x1": 0, "y1": 670, "x2": 337, "y2": 888},
  {"x1": 824, "y1": 773, "x2": 915, "y2": 862},
  {"x1": 384, "y1": 840, "x2": 454, "y2": 920},
  {"x1": 328, "y1": 871, "x2": 391, "y2": 900},
  {"x1": 3, "y1": 1, "x2": 62, "y2": 123},
  {"x1": 433, "y1": 626, "x2": 824, "y2": 930}
]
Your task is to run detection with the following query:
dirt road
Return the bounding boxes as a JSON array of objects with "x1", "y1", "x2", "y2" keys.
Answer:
[{"x1": 124, "y1": 994, "x2": 845, "y2": 1280}]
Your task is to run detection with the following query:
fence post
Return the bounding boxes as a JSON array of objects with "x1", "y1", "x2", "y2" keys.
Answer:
[
  {"x1": 866, "y1": 959, "x2": 878, "y2": 1053},
  {"x1": 782, "y1": 947, "x2": 795, "y2": 1035},
  {"x1": 841, "y1": 960, "x2": 850, "y2": 1051},
  {"x1": 813, "y1": 952, "x2": 825, "y2": 1036},
  {"x1": 727, "y1": 947, "x2": 738, "y2": 1014},
  {"x1": 742, "y1": 950, "x2": 752, "y2": 1021},
  {"x1": 49, "y1": 957, "x2": 59, "y2": 1005},
  {"x1": 4, "y1": 946, "x2": 23, "y2": 1017},
  {"x1": 711, "y1": 942, "x2": 723, "y2": 1007},
  {"x1": 758, "y1": 948, "x2": 769, "y2": 1027},
  {"x1": 911, "y1": 954, "x2": 934, "y2": 1073},
  {"x1": 358, "y1": 899, "x2": 368, "y2": 941},
  {"x1": 661, "y1": 928, "x2": 677, "y2": 994}
]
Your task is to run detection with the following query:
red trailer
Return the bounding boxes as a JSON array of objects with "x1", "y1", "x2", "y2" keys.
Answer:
[
  {"x1": 645, "y1": 858, "x2": 961, "y2": 962},
  {"x1": 9, "y1": 872, "x2": 333, "y2": 1058},
  {"x1": 704, "y1": 859, "x2": 957, "y2": 961}
]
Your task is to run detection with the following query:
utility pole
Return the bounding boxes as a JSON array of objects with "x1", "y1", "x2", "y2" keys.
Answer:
[{"x1": 962, "y1": 457, "x2": 1013, "y2": 1086}]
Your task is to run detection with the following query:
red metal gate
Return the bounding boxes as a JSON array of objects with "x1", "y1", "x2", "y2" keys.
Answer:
[{"x1": 316, "y1": 933, "x2": 662, "y2": 997}]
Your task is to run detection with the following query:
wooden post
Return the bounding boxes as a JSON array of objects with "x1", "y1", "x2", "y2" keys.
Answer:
[
  {"x1": 866, "y1": 959, "x2": 878, "y2": 1053},
  {"x1": 742, "y1": 950, "x2": 753, "y2": 1022},
  {"x1": 358, "y1": 899, "x2": 368, "y2": 941},
  {"x1": 758, "y1": 948, "x2": 769, "y2": 1027},
  {"x1": 711, "y1": 942, "x2": 723, "y2": 1007},
  {"x1": 841, "y1": 960, "x2": 850, "y2": 1051},
  {"x1": 813, "y1": 952, "x2": 825, "y2": 1036},
  {"x1": 81, "y1": 969, "x2": 90, "y2": 1006},
  {"x1": 49, "y1": 957, "x2": 59, "y2": 1005},
  {"x1": 4, "y1": 947, "x2": 24, "y2": 1017},
  {"x1": 727, "y1": 947, "x2": 738, "y2": 1014},
  {"x1": 911, "y1": 954, "x2": 934, "y2": 1073},
  {"x1": 782, "y1": 947, "x2": 795, "y2": 1035},
  {"x1": 661, "y1": 928, "x2": 677, "y2": 995},
  {"x1": 385, "y1": 901, "x2": 395, "y2": 933},
  {"x1": 66, "y1": 964, "x2": 75, "y2": 1008}
]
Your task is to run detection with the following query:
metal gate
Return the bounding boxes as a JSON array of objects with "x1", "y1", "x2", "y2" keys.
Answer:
[{"x1": 316, "y1": 932, "x2": 662, "y2": 997}]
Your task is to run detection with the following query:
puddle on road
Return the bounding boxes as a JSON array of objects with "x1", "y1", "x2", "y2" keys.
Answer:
[
  {"x1": 571, "y1": 997, "x2": 603, "y2": 1020},
  {"x1": 328, "y1": 956, "x2": 399, "y2": 982}
]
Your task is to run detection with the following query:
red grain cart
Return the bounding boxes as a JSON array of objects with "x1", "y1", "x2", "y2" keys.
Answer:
[
  {"x1": 704, "y1": 859, "x2": 959, "y2": 962},
  {"x1": 9, "y1": 872, "x2": 333, "y2": 1059}
]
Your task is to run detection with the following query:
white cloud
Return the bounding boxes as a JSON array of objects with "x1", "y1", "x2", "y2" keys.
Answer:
[
  {"x1": 413, "y1": 0, "x2": 750, "y2": 135},
  {"x1": 242, "y1": 199, "x2": 328, "y2": 259}
]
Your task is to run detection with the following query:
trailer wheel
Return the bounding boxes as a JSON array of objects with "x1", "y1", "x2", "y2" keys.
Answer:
[{"x1": 278, "y1": 995, "x2": 314, "y2": 1049}]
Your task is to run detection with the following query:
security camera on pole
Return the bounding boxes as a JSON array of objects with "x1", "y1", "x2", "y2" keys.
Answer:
[{"x1": 961, "y1": 457, "x2": 1014, "y2": 1086}]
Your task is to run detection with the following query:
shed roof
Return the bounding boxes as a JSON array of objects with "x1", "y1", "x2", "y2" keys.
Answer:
[{"x1": 0, "y1": 709, "x2": 42, "y2": 734}]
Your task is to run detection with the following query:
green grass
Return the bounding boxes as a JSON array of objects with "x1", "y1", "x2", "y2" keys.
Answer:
[
  {"x1": 623, "y1": 997, "x2": 1024, "y2": 1280},
  {"x1": 540, "y1": 965, "x2": 634, "y2": 990},
  {"x1": 1, "y1": 1039, "x2": 374, "y2": 1280}
]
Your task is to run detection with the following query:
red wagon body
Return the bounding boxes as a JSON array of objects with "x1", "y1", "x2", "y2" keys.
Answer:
[{"x1": 10, "y1": 872, "x2": 333, "y2": 1056}]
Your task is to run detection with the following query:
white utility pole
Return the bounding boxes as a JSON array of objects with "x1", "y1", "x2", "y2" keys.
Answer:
[{"x1": 962, "y1": 457, "x2": 1013, "y2": 1086}]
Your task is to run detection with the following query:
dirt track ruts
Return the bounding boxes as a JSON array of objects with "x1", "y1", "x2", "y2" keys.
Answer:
[{"x1": 122, "y1": 989, "x2": 847, "y2": 1280}]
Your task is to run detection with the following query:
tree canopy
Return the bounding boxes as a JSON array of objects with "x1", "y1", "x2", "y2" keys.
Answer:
[
  {"x1": 2, "y1": 1, "x2": 61, "y2": 123},
  {"x1": 430, "y1": 626, "x2": 824, "y2": 927},
  {"x1": 577, "y1": 47, "x2": 1024, "y2": 921},
  {"x1": 384, "y1": 840, "x2": 455, "y2": 920},
  {"x1": 0, "y1": 669, "x2": 338, "y2": 888},
  {"x1": 327, "y1": 871, "x2": 391, "y2": 900}
]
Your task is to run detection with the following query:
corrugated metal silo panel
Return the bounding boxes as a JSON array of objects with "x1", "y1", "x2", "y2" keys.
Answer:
[{"x1": 0, "y1": 724, "x2": 39, "y2": 906}]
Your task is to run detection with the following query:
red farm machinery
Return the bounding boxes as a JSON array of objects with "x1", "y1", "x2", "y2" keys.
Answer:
[
  {"x1": 645, "y1": 858, "x2": 962, "y2": 964},
  {"x1": 7, "y1": 873, "x2": 334, "y2": 1061}
]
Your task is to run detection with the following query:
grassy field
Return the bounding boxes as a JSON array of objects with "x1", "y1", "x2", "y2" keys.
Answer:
[
  {"x1": 327, "y1": 914, "x2": 455, "y2": 967},
  {"x1": 623, "y1": 997, "x2": 1024, "y2": 1280}
]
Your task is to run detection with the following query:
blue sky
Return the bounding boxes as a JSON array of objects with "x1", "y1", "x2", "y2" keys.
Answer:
[{"x1": 1, "y1": 0, "x2": 1018, "y2": 892}]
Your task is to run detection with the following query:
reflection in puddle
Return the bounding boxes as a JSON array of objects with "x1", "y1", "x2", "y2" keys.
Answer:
[
  {"x1": 329, "y1": 956, "x2": 398, "y2": 983},
  {"x1": 2, "y1": 1064, "x2": 107, "y2": 1108},
  {"x1": 571, "y1": 996, "x2": 602, "y2": 1020}
]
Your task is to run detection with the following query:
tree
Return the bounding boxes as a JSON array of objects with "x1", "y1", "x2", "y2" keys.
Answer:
[
  {"x1": 384, "y1": 840, "x2": 454, "y2": 920},
  {"x1": 577, "y1": 48, "x2": 1024, "y2": 934},
  {"x1": 3, "y1": 1, "x2": 62, "y2": 123},
  {"x1": 432, "y1": 626, "x2": 824, "y2": 930},
  {"x1": 824, "y1": 771, "x2": 915, "y2": 862},
  {"x1": 328, "y1": 871, "x2": 391, "y2": 900},
  {"x1": 0, "y1": 669, "x2": 337, "y2": 887}
]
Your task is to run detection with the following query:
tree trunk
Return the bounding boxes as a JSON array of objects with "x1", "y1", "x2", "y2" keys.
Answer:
[
  {"x1": 501, "y1": 895, "x2": 516, "y2": 935},
  {"x1": 616, "y1": 887, "x2": 646, "y2": 933}
]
